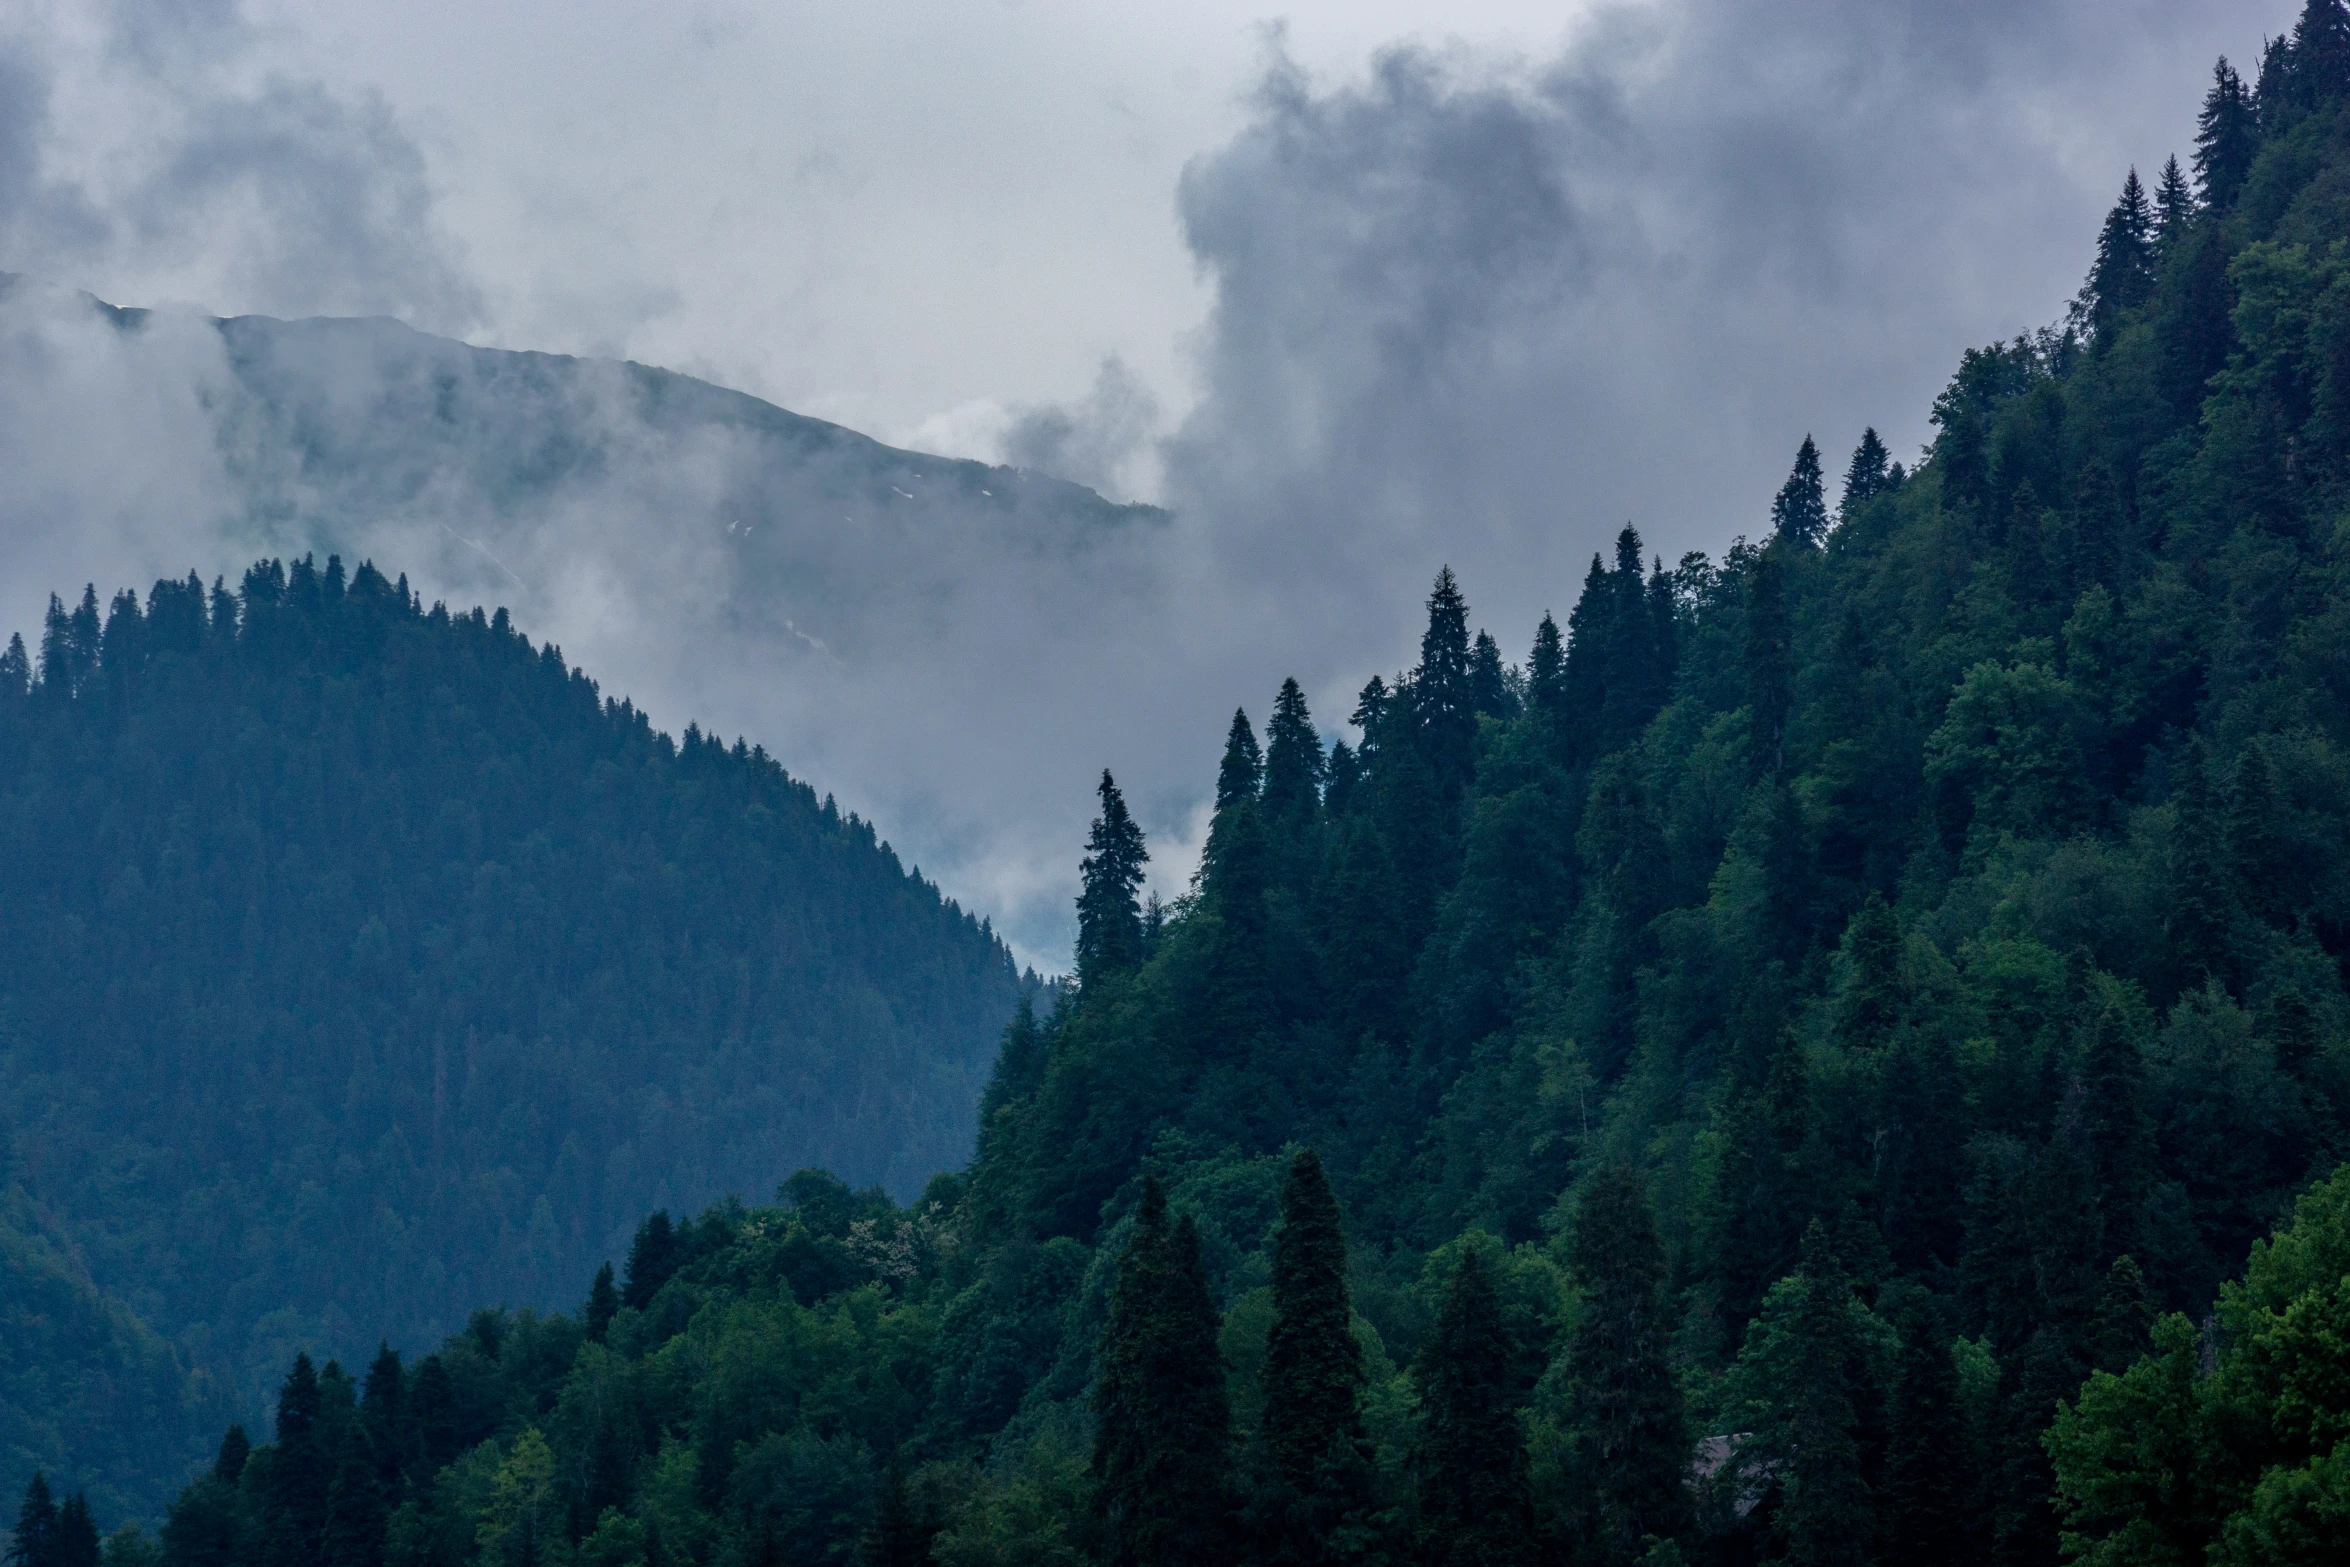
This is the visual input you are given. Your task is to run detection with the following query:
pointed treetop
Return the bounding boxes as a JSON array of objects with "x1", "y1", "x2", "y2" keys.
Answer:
[
  {"x1": 1841, "y1": 428, "x2": 1892, "y2": 516},
  {"x1": 1261, "y1": 677, "x2": 1326, "y2": 820},
  {"x1": 1214, "y1": 708, "x2": 1263, "y2": 811},
  {"x1": 1770, "y1": 435, "x2": 1829, "y2": 547},
  {"x1": 2153, "y1": 154, "x2": 2196, "y2": 250},
  {"x1": 1077, "y1": 770, "x2": 1151, "y2": 986},
  {"x1": 2195, "y1": 57, "x2": 2259, "y2": 208},
  {"x1": 1529, "y1": 614, "x2": 1565, "y2": 709}
]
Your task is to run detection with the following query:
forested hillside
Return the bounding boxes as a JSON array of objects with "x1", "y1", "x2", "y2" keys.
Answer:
[
  {"x1": 38, "y1": 4, "x2": 2350, "y2": 1565},
  {"x1": 0, "y1": 560, "x2": 1024, "y2": 1516}
]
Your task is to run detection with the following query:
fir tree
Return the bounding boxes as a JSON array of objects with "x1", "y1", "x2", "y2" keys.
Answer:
[
  {"x1": 2290, "y1": 0, "x2": 2350, "y2": 111},
  {"x1": 1839, "y1": 428, "x2": 1891, "y2": 518},
  {"x1": 1774, "y1": 1224, "x2": 1875, "y2": 1567},
  {"x1": 1076, "y1": 771, "x2": 1150, "y2": 988},
  {"x1": 2166, "y1": 740, "x2": 2231, "y2": 986},
  {"x1": 1415, "y1": 1247, "x2": 1536, "y2": 1567},
  {"x1": 1745, "y1": 547, "x2": 1794, "y2": 776},
  {"x1": 260, "y1": 1353, "x2": 329, "y2": 1567},
  {"x1": 1259, "y1": 1149, "x2": 1378, "y2": 1565},
  {"x1": 855, "y1": 1466, "x2": 932, "y2": 1567},
  {"x1": 622, "y1": 1211, "x2": 678, "y2": 1309},
  {"x1": 1216, "y1": 709, "x2": 1264, "y2": 811},
  {"x1": 1469, "y1": 630, "x2": 1515, "y2": 720},
  {"x1": 1527, "y1": 614, "x2": 1565, "y2": 712},
  {"x1": 584, "y1": 1263, "x2": 619, "y2": 1343},
  {"x1": 1834, "y1": 895, "x2": 1903, "y2": 1054},
  {"x1": 10, "y1": 1475, "x2": 58, "y2": 1567},
  {"x1": 214, "y1": 1426, "x2": 251, "y2": 1486},
  {"x1": 1882, "y1": 1308, "x2": 1963, "y2": 1567},
  {"x1": 360, "y1": 1342, "x2": 407, "y2": 1485},
  {"x1": 54, "y1": 1495, "x2": 98, "y2": 1567},
  {"x1": 2228, "y1": 740, "x2": 2290, "y2": 927},
  {"x1": 1771, "y1": 436, "x2": 1830, "y2": 547},
  {"x1": 320, "y1": 1439, "x2": 384, "y2": 1567},
  {"x1": 2264, "y1": 986, "x2": 2320, "y2": 1077},
  {"x1": 2152, "y1": 155, "x2": 2195, "y2": 254},
  {"x1": 2087, "y1": 1255, "x2": 2155, "y2": 1374},
  {"x1": 0, "y1": 633, "x2": 27, "y2": 700},
  {"x1": 1261, "y1": 679, "x2": 1326, "y2": 826},
  {"x1": 1092, "y1": 1179, "x2": 1234, "y2": 1567},
  {"x1": 2083, "y1": 169, "x2": 2156, "y2": 342},
  {"x1": 1415, "y1": 568, "x2": 1476, "y2": 795},
  {"x1": 1563, "y1": 1165, "x2": 1691, "y2": 1565},
  {"x1": 2190, "y1": 57, "x2": 2265, "y2": 207},
  {"x1": 412, "y1": 1356, "x2": 461, "y2": 1474}
]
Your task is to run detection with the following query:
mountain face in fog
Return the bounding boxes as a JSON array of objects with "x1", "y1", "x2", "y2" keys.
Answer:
[{"x1": 0, "y1": 278, "x2": 1174, "y2": 970}]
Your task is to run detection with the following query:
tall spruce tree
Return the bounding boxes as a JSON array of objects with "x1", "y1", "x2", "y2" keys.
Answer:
[
  {"x1": 1262, "y1": 679, "x2": 1326, "y2": 826},
  {"x1": 1773, "y1": 1223, "x2": 1876, "y2": 1567},
  {"x1": 621, "y1": 1211, "x2": 678, "y2": 1310},
  {"x1": 52, "y1": 1496, "x2": 97, "y2": 1567},
  {"x1": 584, "y1": 1264, "x2": 619, "y2": 1344},
  {"x1": 320, "y1": 1439, "x2": 384, "y2": 1567},
  {"x1": 2193, "y1": 58, "x2": 2258, "y2": 208},
  {"x1": 1528, "y1": 614, "x2": 1565, "y2": 713},
  {"x1": 1414, "y1": 1247, "x2": 1536, "y2": 1567},
  {"x1": 2084, "y1": 169, "x2": 2157, "y2": 342},
  {"x1": 1092, "y1": 1179, "x2": 1233, "y2": 1567},
  {"x1": 2152, "y1": 155, "x2": 2195, "y2": 254},
  {"x1": 1563, "y1": 1166, "x2": 1691, "y2": 1565},
  {"x1": 1216, "y1": 710, "x2": 1264, "y2": 811},
  {"x1": 1745, "y1": 546, "x2": 1794, "y2": 776},
  {"x1": 1415, "y1": 568, "x2": 1476, "y2": 796},
  {"x1": 1840, "y1": 428, "x2": 1892, "y2": 517},
  {"x1": 1881, "y1": 1307, "x2": 1964, "y2": 1567},
  {"x1": 2166, "y1": 740, "x2": 2230, "y2": 987},
  {"x1": 260, "y1": 1353, "x2": 328, "y2": 1567},
  {"x1": 1259, "y1": 1149, "x2": 1379, "y2": 1565},
  {"x1": 1076, "y1": 771, "x2": 1150, "y2": 989},
  {"x1": 2290, "y1": 0, "x2": 2350, "y2": 111},
  {"x1": 10, "y1": 1476, "x2": 58, "y2": 1567},
  {"x1": 1771, "y1": 437, "x2": 1830, "y2": 548},
  {"x1": 1469, "y1": 630, "x2": 1515, "y2": 720},
  {"x1": 359, "y1": 1343, "x2": 407, "y2": 1486}
]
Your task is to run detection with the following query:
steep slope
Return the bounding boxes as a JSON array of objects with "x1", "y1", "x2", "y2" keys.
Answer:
[
  {"x1": 0, "y1": 558, "x2": 1025, "y2": 1511},
  {"x1": 127, "y1": 13, "x2": 2350, "y2": 1567}
]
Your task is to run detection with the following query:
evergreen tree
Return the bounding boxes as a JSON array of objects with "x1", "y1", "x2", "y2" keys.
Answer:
[
  {"x1": 1773, "y1": 1224, "x2": 1875, "y2": 1567},
  {"x1": 1261, "y1": 679, "x2": 1326, "y2": 826},
  {"x1": 1216, "y1": 709, "x2": 1264, "y2": 812},
  {"x1": 2228, "y1": 740, "x2": 2289, "y2": 927},
  {"x1": 2152, "y1": 155, "x2": 2195, "y2": 254},
  {"x1": 1834, "y1": 895, "x2": 1903, "y2": 1054},
  {"x1": 213, "y1": 1427, "x2": 250, "y2": 1487},
  {"x1": 1745, "y1": 546, "x2": 1794, "y2": 777},
  {"x1": 411, "y1": 1356, "x2": 461, "y2": 1475},
  {"x1": 2086, "y1": 1255, "x2": 2155, "y2": 1374},
  {"x1": 855, "y1": 1466, "x2": 932, "y2": 1567},
  {"x1": 55, "y1": 1495, "x2": 99, "y2": 1567},
  {"x1": 359, "y1": 1343, "x2": 407, "y2": 1486},
  {"x1": 1468, "y1": 630, "x2": 1515, "y2": 720},
  {"x1": 320, "y1": 1439, "x2": 384, "y2": 1567},
  {"x1": 2084, "y1": 170, "x2": 2156, "y2": 342},
  {"x1": 1258, "y1": 1149, "x2": 1378, "y2": 1565},
  {"x1": 1527, "y1": 614, "x2": 1565, "y2": 713},
  {"x1": 1092, "y1": 1179, "x2": 1233, "y2": 1567},
  {"x1": 10, "y1": 1475, "x2": 59, "y2": 1567},
  {"x1": 258, "y1": 1352, "x2": 330, "y2": 1567},
  {"x1": 1415, "y1": 568, "x2": 1477, "y2": 795},
  {"x1": 0, "y1": 633, "x2": 27, "y2": 700},
  {"x1": 584, "y1": 1263, "x2": 619, "y2": 1343},
  {"x1": 1839, "y1": 428, "x2": 1891, "y2": 518},
  {"x1": 2264, "y1": 986, "x2": 2320, "y2": 1077},
  {"x1": 2289, "y1": 0, "x2": 2350, "y2": 111},
  {"x1": 1076, "y1": 771, "x2": 1150, "y2": 988},
  {"x1": 1882, "y1": 1308, "x2": 1964, "y2": 1567},
  {"x1": 1414, "y1": 1247, "x2": 1535, "y2": 1567},
  {"x1": 1563, "y1": 1165, "x2": 1690, "y2": 1565},
  {"x1": 1771, "y1": 436, "x2": 1830, "y2": 548},
  {"x1": 2166, "y1": 741, "x2": 2230, "y2": 987},
  {"x1": 622, "y1": 1211, "x2": 678, "y2": 1309},
  {"x1": 2195, "y1": 58, "x2": 2258, "y2": 210}
]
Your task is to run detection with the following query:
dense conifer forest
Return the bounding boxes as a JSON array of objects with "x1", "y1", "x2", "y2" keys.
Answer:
[
  {"x1": 0, "y1": 560, "x2": 1023, "y2": 1518},
  {"x1": 27, "y1": 4, "x2": 2350, "y2": 1564}
]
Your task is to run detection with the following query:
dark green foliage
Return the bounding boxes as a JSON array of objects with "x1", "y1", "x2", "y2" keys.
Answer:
[
  {"x1": 582, "y1": 1266, "x2": 618, "y2": 1345},
  {"x1": 11, "y1": 1475, "x2": 58, "y2": 1567},
  {"x1": 2083, "y1": 169, "x2": 2157, "y2": 342},
  {"x1": 1077, "y1": 771, "x2": 1150, "y2": 987},
  {"x1": 53, "y1": 1495, "x2": 98, "y2": 1567},
  {"x1": 1883, "y1": 1307, "x2": 1966, "y2": 1567},
  {"x1": 2195, "y1": 57, "x2": 2259, "y2": 209},
  {"x1": 1414, "y1": 1248, "x2": 1534, "y2": 1567},
  {"x1": 0, "y1": 557, "x2": 1023, "y2": 1494},
  {"x1": 1839, "y1": 427, "x2": 1892, "y2": 516},
  {"x1": 1771, "y1": 435, "x2": 1830, "y2": 547},
  {"x1": 1561, "y1": 1166, "x2": 1689, "y2": 1565},
  {"x1": 2154, "y1": 156, "x2": 2196, "y2": 253},
  {"x1": 1257, "y1": 1150, "x2": 1378, "y2": 1565},
  {"x1": 1092, "y1": 1179, "x2": 1234, "y2": 1567},
  {"x1": 1261, "y1": 679, "x2": 1326, "y2": 827}
]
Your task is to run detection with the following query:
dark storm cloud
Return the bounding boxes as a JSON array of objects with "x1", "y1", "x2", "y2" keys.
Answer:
[{"x1": 1164, "y1": 0, "x2": 2270, "y2": 670}]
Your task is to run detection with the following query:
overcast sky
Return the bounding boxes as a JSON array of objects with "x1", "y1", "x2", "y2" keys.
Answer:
[{"x1": 0, "y1": 0, "x2": 2293, "y2": 966}]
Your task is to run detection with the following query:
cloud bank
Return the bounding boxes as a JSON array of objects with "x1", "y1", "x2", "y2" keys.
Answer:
[{"x1": 0, "y1": 0, "x2": 2288, "y2": 968}]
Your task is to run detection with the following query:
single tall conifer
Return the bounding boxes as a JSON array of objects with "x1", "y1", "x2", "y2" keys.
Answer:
[
  {"x1": 1076, "y1": 771, "x2": 1151, "y2": 988},
  {"x1": 1564, "y1": 1166, "x2": 1691, "y2": 1565},
  {"x1": 1415, "y1": 1247, "x2": 1535, "y2": 1567},
  {"x1": 1259, "y1": 1149, "x2": 1379, "y2": 1564},
  {"x1": 1771, "y1": 437, "x2": 1829, "y2": 547}
]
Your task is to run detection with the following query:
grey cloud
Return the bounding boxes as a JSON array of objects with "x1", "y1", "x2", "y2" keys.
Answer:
[
  {"x1": 1002, "y1": 354, "x2": 1162, "y2": 501},
  {"x1": 0, "y1": 0, "x2": 2298, "y2": 972}
]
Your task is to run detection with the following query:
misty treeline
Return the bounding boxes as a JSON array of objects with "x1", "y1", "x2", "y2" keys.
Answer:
[
  {"x1": 0, "y1": 555, "x2": 1026, "y2": 1519},
  {"x1": 31, "y1": 3, "x2": 2350, "y2": 1565}
]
